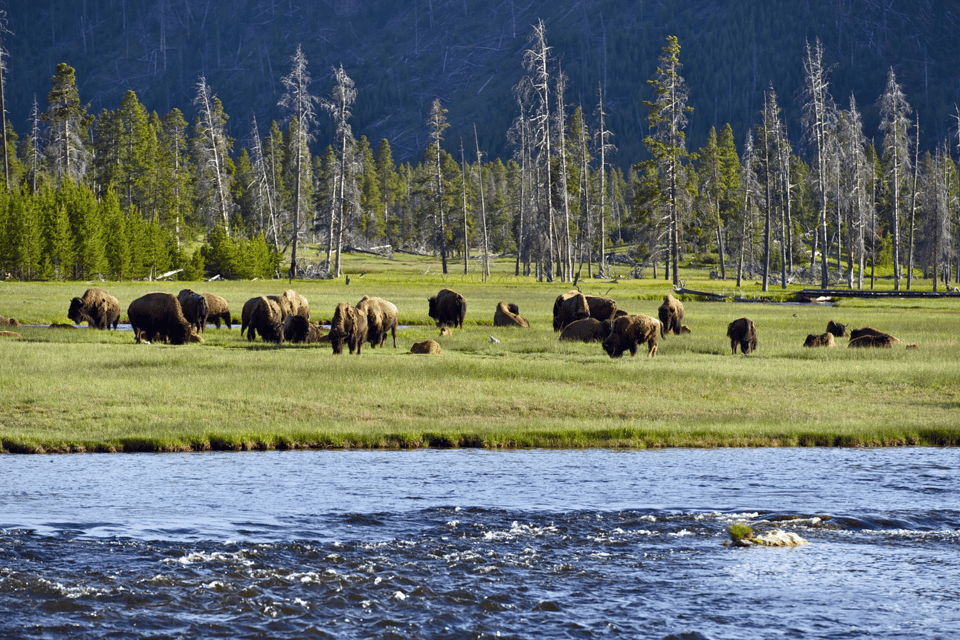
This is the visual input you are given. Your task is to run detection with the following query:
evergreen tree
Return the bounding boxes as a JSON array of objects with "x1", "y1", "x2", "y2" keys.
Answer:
[
  {"x1": 356, "y1": 135, "x2": 385, "y2": 242},
  {"x1": 100, "y1": 187, "x2": 131, "y2": 279},
  {"x1": 374, "y1": 138, "x2": 401, "y2": 247}
]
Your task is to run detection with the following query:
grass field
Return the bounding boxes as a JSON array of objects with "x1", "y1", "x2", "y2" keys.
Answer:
[{"x1": 2, "y1": 252, "x2": 959, "y2": 453}]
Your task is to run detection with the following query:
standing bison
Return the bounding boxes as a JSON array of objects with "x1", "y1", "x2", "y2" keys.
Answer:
[
  {"x1": 202, "y1": 293, "x2": 232, "y2": 329},
  {"x1": 559, "y1": 318, "x2": 609, "y2": 343},
  {"x1": 602, "y1": 314, "x2": 661, "y2": 358},
  {"x1": 246, "y1": 296, "x2": 284, "y2": 343},
  {"x1": 584, "y1": 295, "x2": 618, "y2": 323},
  {"x1": 357, "y1": 295, "x2": 399, "y2": 348},
  {"x1": 428, "y1": 289, "x2": 466, "y2": 329},
  {"x1": 727, "y1": 317, "x2": 757, "y2": 355},
  {"x1": 68, "y1": 288, "x2": 120, "y2": 330},
  {"x1": 283, "y1": 314, "x2": 324, "y2": 343},
  {"x1": 177, "y1": 289, "x2": 209, "y2": 334},
  {"x1": 494, "y1": 301, "x2": 530, "y2": 328},
  {"x1": 280, "y1": 289, "x2": 310, "y2": 320},
  {"x1": 329, "y1": 301, "x2": 368, "y2": 354},
  {"x1": 127, "y1": 292, "x2": 194, "y2": 345},
  {"x1": 658, "y1": 294, "x2": 685, "y2": 337},
  {"x1": 553, "y1": 290, "x2": 590, "y2": 331}
]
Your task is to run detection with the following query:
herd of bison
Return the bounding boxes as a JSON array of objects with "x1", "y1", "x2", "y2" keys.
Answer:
[{"x1": 0, "y1": 287, "x2": 911, "y2": 356}]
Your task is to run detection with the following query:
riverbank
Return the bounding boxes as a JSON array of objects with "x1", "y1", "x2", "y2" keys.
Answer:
[{"x1": 2, "y1": 265, "x2": 959, "y2": 453}]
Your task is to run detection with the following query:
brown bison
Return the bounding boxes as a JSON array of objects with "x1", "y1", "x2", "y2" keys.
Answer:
[
  {"x1": 280, "y1": 289, "x2": 310, "y2": 320},
  {"x1": 658, "y1": 294, "x2": 685, "y2": 337},
  {"x1": 0, "y1": 315, "x2": 21, "y2": 327},
  {"x1": 283, "y1": 314, "x2": 324, "y2": 343},
  {"x1": 239, "y1": 297, "x2": 261, "y2": 337},
  {"x1": 584, "y1": 295, "x2": 619, "y2": 323},
  {"x1": 826, "y1": 320, "x2": 849, "y2": 338},
  {"x1": 428, "y1": 289, "x2": 466, "y2": 329},
  {"x1": 67, "y1": 288, "x2": 120, "y2": 330},
  {"x1": 357, "y1": 295, "x2": 399, "y2": 348},
  {"x1": 553, "y1": 290, "x2": 590, "y2": 331},
  {"x1": 559, "y1": 318, "x2": 610, "y2": 343},
  {"x1": 849, "y1": 334, "x2": 896, "y2": 348},
  {"x1": 201, "y1": 293, "x2": 232, "y2": 329},
  {"x1": 127, "y1": 292, "x2": 194, "y2": 345},
  {"x1": 803, "y1": 332, "x2": 836, "y2": 348},
  {"x1": 329, "y1": 301, "x2": 368, "y2": 354},
  {"x1": 494, "y1": 301, "x2": 530, "y2": 328},
  {"x1": 0, "y1": 330, "x2": 21, "y2": 338},
  {"x1": 177, "y1": 289, "x2": 209, "y2": 334},
  {"x1": 602, "y1": 314, "x2": 661, "y2": 358},
  {"x1": 850, "y1": 327, "x2": 899, "y2": 343},
  {"x1": 727, "y1": 317, "x2": 758, "y2": 354},
  {"x1": 246, "y1": 296, "x2": 284, "y2": 343},
  {"x1": 411, "y1": 339, "x2": 442, "y2": 354}
]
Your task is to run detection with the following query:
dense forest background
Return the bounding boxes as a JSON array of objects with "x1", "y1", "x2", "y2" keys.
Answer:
[{"x1": 6, "y1": 0, "x2": 960, "y2": 166}]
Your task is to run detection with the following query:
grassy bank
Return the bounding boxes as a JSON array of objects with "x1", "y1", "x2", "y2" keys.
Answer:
[{"x1": 2, "y1": 254, "x2": 959, "y2": 452}]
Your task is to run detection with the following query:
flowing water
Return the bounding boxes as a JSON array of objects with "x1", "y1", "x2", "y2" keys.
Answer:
[{"x1": 1, "y1": 448, "x2": 957, "y2": 639}]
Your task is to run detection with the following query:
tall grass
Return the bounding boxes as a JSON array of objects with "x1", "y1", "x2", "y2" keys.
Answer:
[{"x1": 1, "y1": 257, "x2": 959, "y2": 452}]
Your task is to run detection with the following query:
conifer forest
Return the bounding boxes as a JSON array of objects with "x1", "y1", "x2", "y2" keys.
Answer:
[{"x1": 0, "y1": 0, "x2": 958, "y2": 289}]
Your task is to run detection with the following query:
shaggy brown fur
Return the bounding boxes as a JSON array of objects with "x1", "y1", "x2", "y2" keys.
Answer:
[
  {"x1": 658, "y1": 294, "x2": 685, "y2": 337},
  {"x1": 329, "y1": 301, "x2": 368, "y2": 354},
  {"x1": 850, "y1": 327, "x2": 900, "y2": 343},
  {"x1": 826, "y1": 320, "x2": 849, "y2": 338},
  {"x1": 283, "y1": 314, "x2": 324, "y2": 343},
  {"x1": 428, "y1": 289, "x2": 466, "y2": 328},
  {"x1": 0, "y1": 315, "x2": 21, "y2": 326},
  {"x1": 0, "y1": 330, "x2": 21, "y2": 338},
  {"x1": 357, "y1": 295, "x2": 399, "y2": 348},
  {"x1": 201, "y1": 293, "x2": 231, "y2": 329},
  {"x1": 127, "y1": 292, "x2": 194, "y2": 345},
  {"x1": 602, "y1": 314, "x2": 661, "y2": 358},
  {"x1": 559, "y1": 318, "x2": 609, "y2": 343},
  {"x1": 281, "y1": 289, "x2": 310, "y2": 320},
  {"x1": 494, "y1": 301, "x2": 530, "y2": 328},
  {"x1": 584, "y1": 295, "x2": 618, "y2": 323},
  {"x1": 411, "y1": 339, "x2": 442, "y2": 354},
  {"x1": 177, "y1": 289, "x2": 209, "y2": 334},
  {"x1": 247, "y1": 296, "x2": 284, "y2": 343},
  {"x1": 727, "y1": 317, "x2": 758, "y2": 355},
  {"x1": 553, "y1": 290, "x2": 590, "y2": 331},
  {"x1": 849, "y1": 334, "x2": 896, "y2": 348},
  {"x1": 803, "y1": 332, "x2": 836, "y2": 348},
  {"x1": 67, "y1": 288, "x2": 120, "y2": 330},
  {"x1": 240, "y1": 297, "x2": 260, "y2": 337}
]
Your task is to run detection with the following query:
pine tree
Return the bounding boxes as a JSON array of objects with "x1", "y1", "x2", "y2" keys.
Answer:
[
  {"x1": 356, "y1": 135, "x2": 385, "y2": 242},
  {"x1": 100, "y1": 187, "x2": 131, "y2": 279}
]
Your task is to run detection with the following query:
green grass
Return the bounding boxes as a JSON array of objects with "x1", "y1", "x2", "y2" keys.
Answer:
[{"x1": 1, "y1": 253, "x2": 959, "y2": 453}]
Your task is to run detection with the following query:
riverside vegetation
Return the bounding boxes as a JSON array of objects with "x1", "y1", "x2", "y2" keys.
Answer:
[{"x1": 1, "y1": 254, "x2": 959, "y2": 453}]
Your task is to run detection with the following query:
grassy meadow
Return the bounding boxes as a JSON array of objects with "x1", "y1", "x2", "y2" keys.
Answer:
[{"x1": 2, "y1": 252, "x2": 959, "y2": 453}]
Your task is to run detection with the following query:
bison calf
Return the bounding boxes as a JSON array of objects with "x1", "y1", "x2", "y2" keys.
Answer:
[
  {"x1": 602, "y1": 314, "x2": 661, "y2": 358},
  {"x1": 727, "y1": 317, "x2": 757, "y2": 355}
]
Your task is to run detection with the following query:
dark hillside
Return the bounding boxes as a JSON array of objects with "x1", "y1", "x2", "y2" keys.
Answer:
[{"x1": 4, "y1": 0, "x2": 959, "y2": 166}]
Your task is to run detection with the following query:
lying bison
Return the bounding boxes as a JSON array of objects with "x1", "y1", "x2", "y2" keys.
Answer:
[
  {"x1": 803, "y1": 332, "x2": 836, "y2": 348},
  {"x1": 246, "y1": 296, "x2": 284, "y2": 343},
  {"x1": 177, "y1": 289, "x2": 209, "y2": 334},
  {"x1": 358, "y1": 295, "x2": 399, "y2": 348},
  {"x1": 329, "y1": 301, "x2": 368, "y2": 354},
  {"x1": 202, "y1": 293, "x2": 231, "y2": 329},
  {"x1": 850, "y1": 327, "x2": 899, "y2": 343},
  {"x1": 411, "y1": 339, "x2": 442, "y2": 354},
  {"x1": 559, "y1": 318, "x2": 609, "y2": 343},
  {"x1": 494, "y1": 301, "x2": 530, "y2": 328},
  {"x1": 128, "y1": 292, "x2": 194, "y2": 345},
  {"x1": 602, "y1": 314, "x2": 661, "y2": 358},
  {"x1": 0, "y1": 315, "x2": 21, "y2": 327},
  {"x1": 658, "y1": 294, "x2": 685, "y2": 338},
  {"x1": 68, "y1": 288, "x2": 120, "y2": 330},
  {"x1": 826, "y1": 320, "x2": 849, "y2": 338},
  {"x1": 849, "y1": 334, "x2": 896, "y2": 348},
  {"x1": 428, "y1": 289, "x2": 466, "y2": 329},
  {"x1": 727, "y1": 317, "x2": 757, "y2": 355},
  {"x1": 553, "y1": 290, "x2": 590, "y2": 331}
]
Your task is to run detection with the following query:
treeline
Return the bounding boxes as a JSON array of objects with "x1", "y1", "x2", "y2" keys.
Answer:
[{"x1": 0, "y1": 30, "x2": 958, "y2": 289}]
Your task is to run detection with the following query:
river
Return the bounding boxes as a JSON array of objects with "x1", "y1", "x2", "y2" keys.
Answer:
[{"x1": 1, "y1": 448, "x2": 957, "y2": 639}]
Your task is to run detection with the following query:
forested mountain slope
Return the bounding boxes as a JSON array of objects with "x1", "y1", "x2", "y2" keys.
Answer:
[{"x1": 5, "y1": 0, "x2": 959, "y2": 166}]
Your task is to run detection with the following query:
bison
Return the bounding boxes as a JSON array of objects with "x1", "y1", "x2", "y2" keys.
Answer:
[
  {"x1": 239, "y1": 297, "x2": 261, "y2": 337},
  {"x1": 803, "y1": 332, "x2": 836, "y2": 348},
  {"x1": 127, "y1": 292, "x2": 194, "y2": 345},
  {"x1": 177, "y1": 289, "x2": 209, "y2": 334},
  {"x1": 727, "y1": 317, "x2": 757, "y2": 355},
  {"x1": 280, "y1": 289, "x2": 310, "y2": 320},
  {"x1": 0, "y1": 315, "x2": 21, "y2": 327},
  {"x1": 411, "y1": 339, "x2": 442, "y2": 354},
  {"x1": 602, "y1": 314, "x2": 661, "y2": 358},
  {"x1": 246, "y1": 296, "x2": 284, "y2": 343},
  {"x1": 283, "y1": 314, "x2": 324, "y2": 343},
  {"x1": 553, "y1": 290, "x2": 590, "y2": 331},
  {"x1": 584, "y1": 295, "x2": 618, "y2": 323},
  {"x1": 850, "y1": 327, "x2": 899, "y2": 343},
  {"x1": 826, "y1": 320, "x2": 849, "y2": 338},
  {"x1": 357, "y1": 295, "x2": 399, "y2": 348},
  {"x1": 849, "y1": 334, "x2": 896, "y2": 348},
  {"x1": 329, "y1": 301, "x2": 368, "y2": 354},
  {"x1": 559, "y1": 318, "x2": 609, "y2": 343},
  {"x1": 201, "y1": 293, "x2": 231, "y2": 329},
  {"x1": 428, "y1": 289, "x2": 466, "y2": 329},
  {"x1": 494, "y1": 301, "x2": 530, "y2": 328},
  {"x1": 658, "y1": 294, "x2": 685, "y2": 337},
  {"x1": 67, "y1": 288, "x2": 120, "y2": 330}
]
